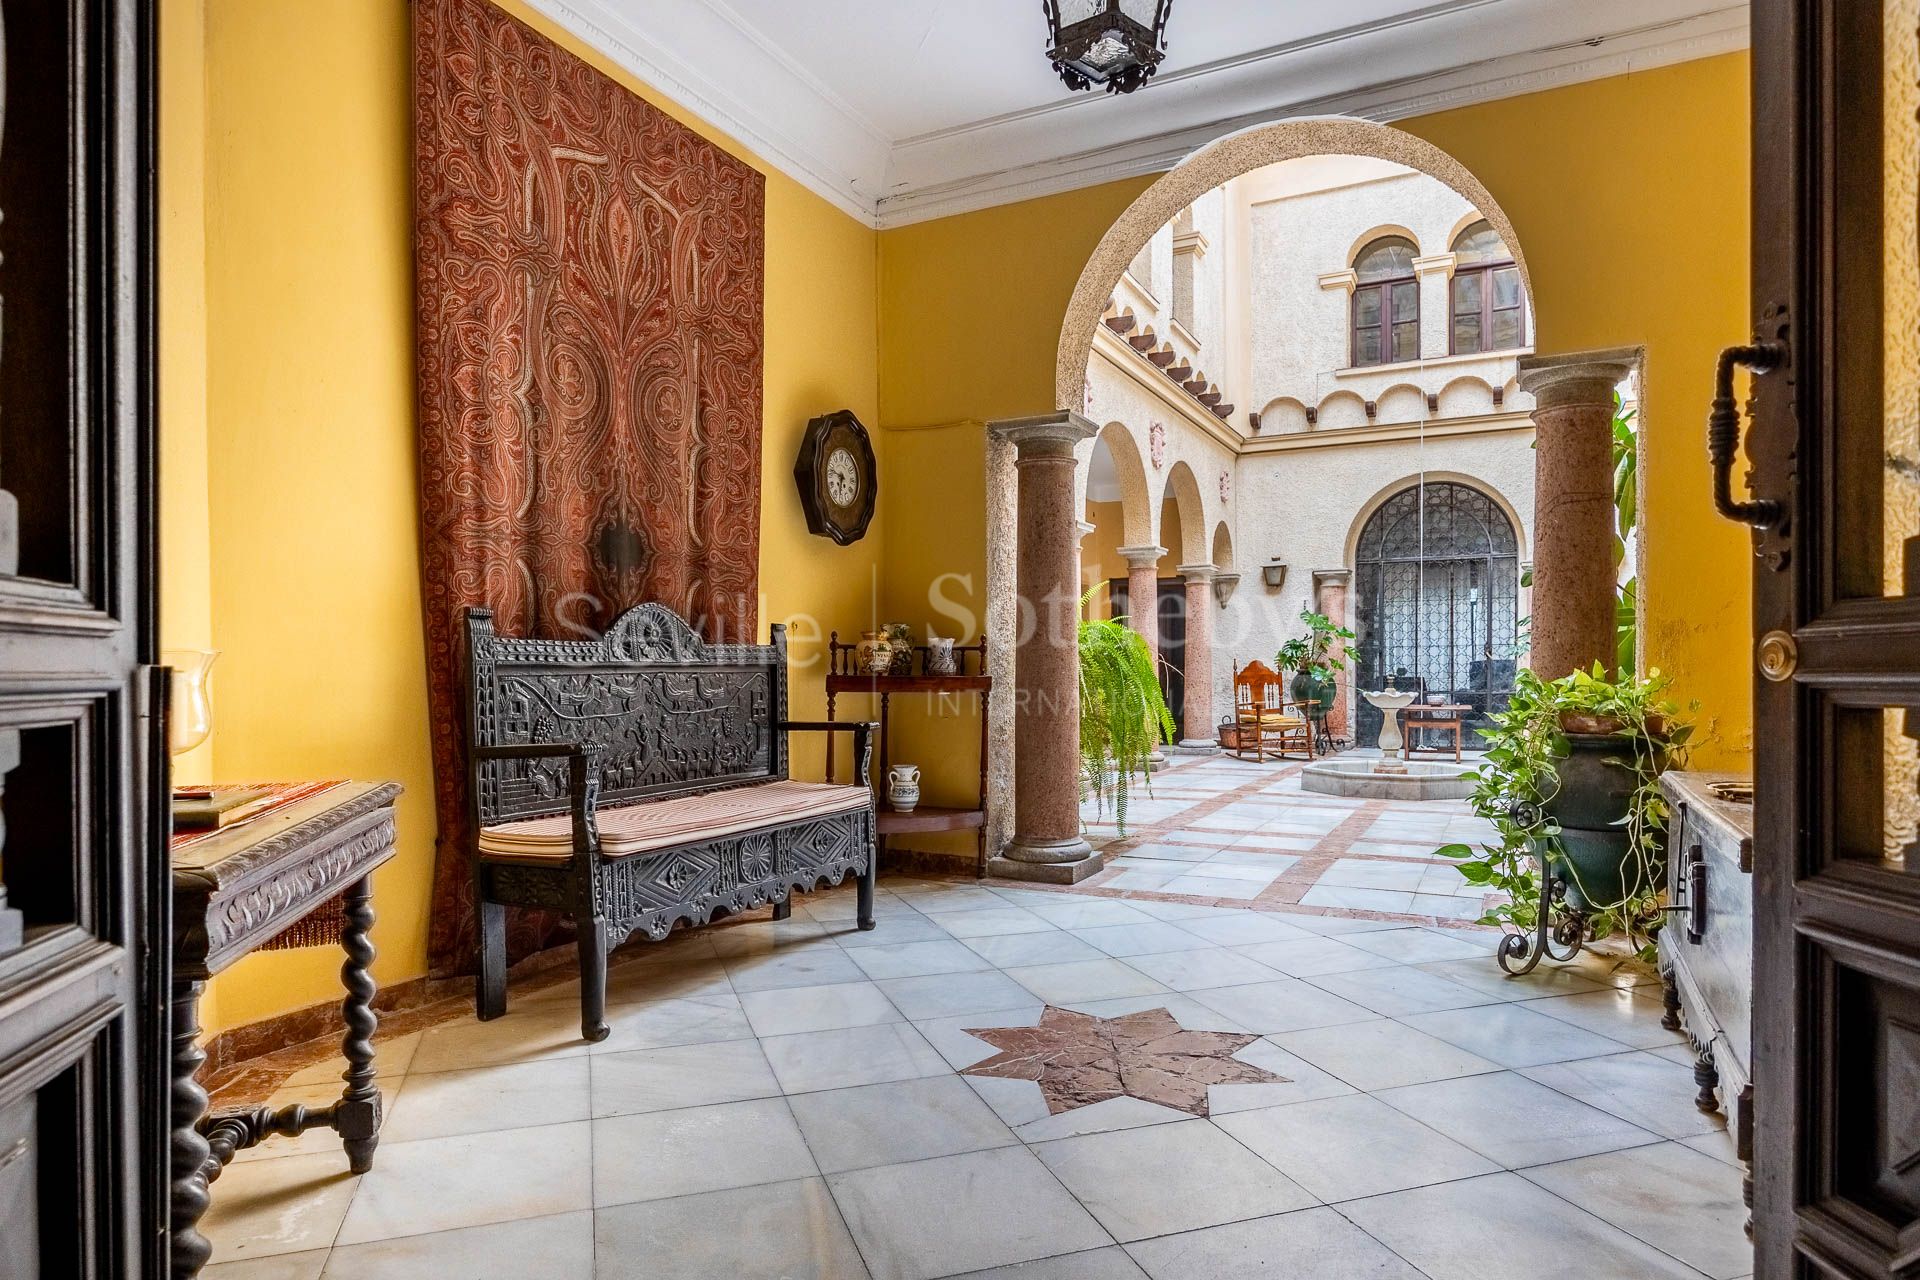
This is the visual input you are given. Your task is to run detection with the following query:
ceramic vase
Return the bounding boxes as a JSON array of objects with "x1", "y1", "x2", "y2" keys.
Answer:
[
  {"x1": 926, "y1": 637, "x2": 957, "y2": 676},
  {"x1": 887, "y1": 764, "x2": 921, "y2": 812},
  {"x1": 885, "y1": 623, "x2": 914, "y2": 675},
  {"x1": 857, "y1": 631, "x2": 893, "y2": 675}
]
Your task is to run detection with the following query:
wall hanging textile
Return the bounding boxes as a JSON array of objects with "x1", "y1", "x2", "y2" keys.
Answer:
[{"x1": 413, "y1": 0, "x2": 765, "y2": 974}]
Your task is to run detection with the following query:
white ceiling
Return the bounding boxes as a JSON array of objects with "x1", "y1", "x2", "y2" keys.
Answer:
[{"x1": 526, "y1": 0, "x2": 1747, "y2": 227}]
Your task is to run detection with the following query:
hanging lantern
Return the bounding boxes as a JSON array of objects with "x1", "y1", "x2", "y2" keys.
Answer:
[{"x1": 1043, "y1": 0, "x2": 1173, "y2": 95}]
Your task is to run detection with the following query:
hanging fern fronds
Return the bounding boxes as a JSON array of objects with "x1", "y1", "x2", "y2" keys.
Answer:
[{"x1": 1079, "y1": 585, "x2": 1176, "y2": 834}]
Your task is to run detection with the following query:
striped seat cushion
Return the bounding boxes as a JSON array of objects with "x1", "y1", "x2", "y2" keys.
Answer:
[{"x1": 478, "y1": 779, "x2": 871, "y2": 862}]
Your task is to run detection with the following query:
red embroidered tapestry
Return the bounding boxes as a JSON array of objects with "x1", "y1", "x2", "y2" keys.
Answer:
[{"x1": 413, "y1": 0, "x2": 765, "y2": 973}]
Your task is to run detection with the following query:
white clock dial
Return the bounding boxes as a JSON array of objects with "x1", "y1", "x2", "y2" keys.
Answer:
[{"x1": 825, "y1": 446, "x2": 860, "y2": 508}]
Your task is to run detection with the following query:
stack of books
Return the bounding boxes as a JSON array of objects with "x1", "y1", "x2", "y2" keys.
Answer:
[{"x1": 171, "y1": 785, "x2": 277, "y2": 833}]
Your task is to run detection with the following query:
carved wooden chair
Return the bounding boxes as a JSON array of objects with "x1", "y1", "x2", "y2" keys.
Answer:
[
  {"x1": 463, "y1": 604, "x2": 877, "y2": 1042},
  {"x1": 1232, "y1": 660, "x2": 1313, "y2": 762}
]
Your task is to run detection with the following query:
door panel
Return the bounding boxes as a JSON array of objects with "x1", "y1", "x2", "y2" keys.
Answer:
[
  {"x1": 1749, "y1": 1, "x2": 1920, "y2": 1275},
  {"x1": 0, "y1": 2, "x2": 165, "y2": 1276}
]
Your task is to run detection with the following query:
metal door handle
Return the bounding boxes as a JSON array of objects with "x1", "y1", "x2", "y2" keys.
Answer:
[
  {"x1": 1685, "y1": 845, "x2": 1708, "y2": 945},
  {"x1": 1707, "y1": 341, "x2": 1788, "y2": 530}
]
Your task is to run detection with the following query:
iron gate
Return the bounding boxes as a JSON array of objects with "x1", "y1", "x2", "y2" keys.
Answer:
[{"x1": 1353, "y1": 481, "x2": 1520, "y2": 748}]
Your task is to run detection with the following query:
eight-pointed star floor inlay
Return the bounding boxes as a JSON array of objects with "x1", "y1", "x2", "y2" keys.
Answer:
[{"x1": 960, "y1": 1005, "x2": 1286, "y2": 1117}]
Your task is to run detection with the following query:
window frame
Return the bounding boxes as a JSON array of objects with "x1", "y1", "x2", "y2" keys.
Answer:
[{"x1": 1349, "y1": 238, "x2": 1420, "y2": 368}]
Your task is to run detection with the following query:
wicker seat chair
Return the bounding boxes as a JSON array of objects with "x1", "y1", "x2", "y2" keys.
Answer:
[{"x1": 1231, "y1": 660, "x2": 1314, "y2": 761}]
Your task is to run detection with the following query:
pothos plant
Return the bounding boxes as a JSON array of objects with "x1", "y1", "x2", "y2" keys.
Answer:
[
  {"x1": 1436, "y1": 663, "x2": 1693, "y2": 957},
  {"x1": 1078, "y1": 586, "x2": 1177, "y2": 834}
]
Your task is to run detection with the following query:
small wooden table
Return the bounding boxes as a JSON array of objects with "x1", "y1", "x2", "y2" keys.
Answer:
[
  {"x1": 168, "y1": 780, "x2": 402, "y2": 1278},
  {"x1": 1401, "y1": 703, "x2": 1471, "y2": 761}
]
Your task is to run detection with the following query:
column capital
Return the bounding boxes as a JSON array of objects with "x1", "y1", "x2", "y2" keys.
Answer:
[
  {"x1": 1176, "y1": 563, "x2": 1216, "y2": 583},
  {"x1": 1075, "y1": 520, "x2": 1097, "y2": 541},
  {"x1": 1116, "y1": 544, "x2": 1167, "y2": 569},
  {"x1": 1312, "y1": 568, "x2": 1353, "y2": 586},
  {"x1": 1516, "y1": 347, "x2": 1639, "y2": 411},
  {"x1": 988, "y1": 411, "x2": 1098, "y2": 459}
]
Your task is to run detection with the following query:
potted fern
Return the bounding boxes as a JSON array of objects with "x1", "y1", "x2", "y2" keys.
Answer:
[{"x1": 1079, "y1": 587, "x2": 1176, "y2": 834}]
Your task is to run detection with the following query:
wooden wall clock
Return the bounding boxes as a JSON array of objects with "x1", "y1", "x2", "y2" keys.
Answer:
[{"x1": 794, "y1": 409, "x2": 877, "y2": 545}]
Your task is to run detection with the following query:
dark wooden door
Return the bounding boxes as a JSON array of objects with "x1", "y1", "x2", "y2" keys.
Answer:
[
  {"x1": 1157, "y1": 581, "x2": 1187, "y2": 739},
  {"x1": 1745, "y1": 2, "x2": 1920, "y2": 1274},
  {"x1": 0, "y1": 3, "x2": 166, "y2": 1277}
]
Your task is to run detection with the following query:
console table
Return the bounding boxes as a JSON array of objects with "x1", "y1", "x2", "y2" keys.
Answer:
[
  {"x1": 168, "y1": 780, "x2": 402, "y2": 1278},
  {"x1": 1402, "y1": 702, "x2": 1471, "y2": 761},
  {"x1": 825, "y1": 636, "x2": 992, "y2": 876}
]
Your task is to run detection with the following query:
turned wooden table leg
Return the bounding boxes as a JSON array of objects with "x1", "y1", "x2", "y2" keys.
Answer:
[
  {"x1": 336, "y1": 875, "x2": 382, "y2": 1174},
  {"x1": 170, "y1": 977, "x2": 213, "y2": 1279}
]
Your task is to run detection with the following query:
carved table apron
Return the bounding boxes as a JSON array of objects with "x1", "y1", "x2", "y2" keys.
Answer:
[{"x1": 169, "y1": 780, "x2": 402, "y2": 1279}]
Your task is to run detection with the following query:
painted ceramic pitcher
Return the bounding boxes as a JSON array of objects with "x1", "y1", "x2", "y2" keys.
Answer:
[
  {"x1": 925, "y1": 637, "x2": 957, "y2": 676},
  {"x1": 887, "y1": 764, "x2": 921, "y2": 813}
]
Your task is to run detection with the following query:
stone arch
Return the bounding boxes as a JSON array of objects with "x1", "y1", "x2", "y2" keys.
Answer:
[
  {"x1": 1080, "y1": 420, "x2": 1154, "y2": 547},
  {"x1": 1376, "y1": 382, "x2": 1427, "y2": 425},
  {"x1": 1344, "y1": 221, "x2": 1424, "y2": 267},
  {"x1": 1437, "y1": 374, "x2": 1496, "y2": 418},
  {"x1": 1316, "y1": 389, "x2": 1369, "y2": 430},
  {"x1": 1343, "y1": 469, "x2": 1532, "y2": 569},
  {"x1": 1055, "y1": 116, "x2": 1533, "y2": 412},
  {"x1": 1256, "y1": 396, "x2": 1311, "y2": 435},
  {"x1": 1160, "y1": 460, "x2": 1208, "y2": 565}
]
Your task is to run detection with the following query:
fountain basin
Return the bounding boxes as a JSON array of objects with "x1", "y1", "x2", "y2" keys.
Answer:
[{"x1": 1301, "y1": 757, "x2": 1477, "y2": 801}]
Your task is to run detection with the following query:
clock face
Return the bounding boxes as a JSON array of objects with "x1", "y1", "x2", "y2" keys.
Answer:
[{"x1": 825, "y1": 446, "x2": 860, "y2": 509}]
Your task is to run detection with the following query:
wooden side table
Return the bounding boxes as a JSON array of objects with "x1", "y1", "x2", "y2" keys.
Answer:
[
  {"x1": 824, "y1": 637, "x2": 993, "y2": 876},
  {"x1": 168, "y1": 780, "x2": 402, "y2": 1278},
  {"x1": 1401, "y1": 703, "x2": 1471, "y2": 760}
]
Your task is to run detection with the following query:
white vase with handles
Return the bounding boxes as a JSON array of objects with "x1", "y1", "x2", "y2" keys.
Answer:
[{"x1": 887, "y1": 764, "x2": 921, "y2": 813}]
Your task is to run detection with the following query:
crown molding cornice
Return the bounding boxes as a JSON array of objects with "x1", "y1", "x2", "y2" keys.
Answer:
[{"x1": 522, "y1": 0, "x2": 1748, "y2": 232}]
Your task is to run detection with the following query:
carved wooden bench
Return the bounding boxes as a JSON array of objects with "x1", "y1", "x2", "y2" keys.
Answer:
[{"x1": 464, "y1": 603, "x2": 876, "y2": 1041}]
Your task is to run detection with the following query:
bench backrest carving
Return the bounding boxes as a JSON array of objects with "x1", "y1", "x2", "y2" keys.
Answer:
[{"x1": 464, "y1": 604, "x2": 790, "y2": 826}]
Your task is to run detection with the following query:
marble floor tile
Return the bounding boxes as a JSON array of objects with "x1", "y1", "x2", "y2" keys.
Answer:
[
  {"x1": 944, "y1": 1247, "x2": 1149, "y2": 1279},
  {"x1": 962, "y1": 929, "x2": 1108, "y2": 969},
  {"x1": 206, "y1": 1252, "x2": 328, "y2": 1280},
  {"x1": 1027, "y1": 899, "x2": 1161, "y2": 929},
  {"x1": 830, "y1": 911, "x2": 951, "y2": 948},
  {"x1": 1160, "y1": 874, "x2": 1269, "y2": 899},
  {"x1": 1006, "y1": 958, "x2": 1172, "y2": 1005},
  {"x1": 1339, "y1": 1172, "x2": 1707, "y2": 1279},
  {"x1": 1272, "y1": 1017, "x2": 1501, "y2": 1092},
  {"x1": 735, "y1": 981, "x2": 901, "y2": 1038},
  {"x1": 899, "y1": 886, "x2": 1017, "y2": 915},
  {"x1": 590, "y1": 991, "x2": 756, "y2": 1053},
  {"x1": 1172, "y1": 912, "x2": 1318, "y2": 947},
  {"x1": 1185, "y1": 978, "x2": 1377, "y2": 1034},
  {"x1": 827, "y1": 1146, "x2": 1111, "y2": 1280},
  {"x1": 279, "y1": 1030, "x2": 421, "y2": 1090},
  {"x1": 198, "y1": 1152, "x2": 361, "y2": 1264},
  {"x1": 1072, "y1": 921, "x2": 1220, "y2": 958},
  {"x1": 589, "y1": 1037, "x2": 780, "y2": 1116},
  {"x1": 845, "y1": 938, "x2": 996, "y2": 981},
  {"x1": 1297, "y1": 884, "x2": 1417, "y2": 915},
  {"x1": 1312, "y1": 859, "x2": 1430, "y2": 892},
  {"x1": 1522, "y1": 1141, "x2": 1751, "y2": 1279},
  {"x1": 1300, "y1": 965, "x2": 1495, "y2": 1018},
  {"x1": 1337, "y1": 926, "x2": 1490, "y2": 964},
  {"x1": 1119, "y1": 946, "x2": 1282, "y2": 992},
  {"x1": 878, "y1": 969, "x2": 1041, "y2": 1019},
  {"x1": 334, "y1": 1122, "x2": 592, "y2": 1245},
  {"x1": 1399, "y1": 1001, "x2": 1636, "y2": 1067},
  {"x1": 788, "y1": 1074, "x2": 1018, "y2": 1173},
  {"x1": 318, "y1": 1211, "x2": 593, "y2": 1279},
  {"x1": 1525, "y1": 986, "x2": 1688, "y2": 1049},
  {"x1": 722, "y1": 944, "x2": 870, "y2": 993},
  {"x1": 760, "y1": 1021, "x2": 950, "y2": 1093},
  {"x1": 932, "y1": 905, "x2": 1060, "y2": 937},
  {"x1": 591, "y1": 1097, "x2": 816, "y2": 1207},
  {"x1": 1412, "y1": 955, "x2": 1605, "y2": 1002},
  {"x1": 594, "y1": 1178, "x2": 867, "y2": 1280},
  {"x1": 379, "y1": 1056, "x2": 590, "y2": 1144},
  {"x1": 1229, "y1": 936, "x2": 1398, "y2": 978},
  {"x1": 1124, "y1": 1207, "x2": 1424, "y2": 1280},
  {"x1": 914, "y1": 1006, "x2": 1049, "y2": 1069},
  {"x1": 409, "y1": 1003, "x2": 593, "y2": 1074},
  {"x1": 1033, "y1": 1119, "x2": 1314, "y2": 1242},
  {"x1": 1202, "y1": 1039, "x2": 1358, "y2": 1114},
  {"x1": 1520, "y1": 1048, "x2": 1729, "y2": 1138},
  {"x1": 1217, "y1": 1092, "x2": 1497, "y2": 1202},
  {"x1": 1377, "y1": 1071, "x2": 1660, "y2": 1168}
]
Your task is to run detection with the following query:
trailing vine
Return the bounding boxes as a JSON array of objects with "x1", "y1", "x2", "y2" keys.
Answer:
[
  {"x1": 1079, "y1": 586, "x2": 1176, "y2": 834},
  {"x1": 1436, "y1": 663, "x2": 1693, "y2": 958}
]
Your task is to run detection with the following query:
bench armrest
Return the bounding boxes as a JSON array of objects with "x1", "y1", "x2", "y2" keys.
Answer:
[
  {"x1": 778, "y1": 720, "x2": 878, "y2": 789},
  {"x1": 472, "y1": 742, "x2": 600, "y2": 854}
]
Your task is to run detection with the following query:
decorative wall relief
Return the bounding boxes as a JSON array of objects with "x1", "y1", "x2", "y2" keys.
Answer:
[{"x1": 413, "y1": 0, "x2": 766, "y2": 972}]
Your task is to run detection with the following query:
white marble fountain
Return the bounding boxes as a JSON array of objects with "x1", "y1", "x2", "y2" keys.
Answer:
[{"x1": 1299, "y1": 685, "x2": 1476, "y2": 800}]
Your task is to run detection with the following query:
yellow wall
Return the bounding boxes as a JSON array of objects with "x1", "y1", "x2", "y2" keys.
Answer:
[
  {"x1": 161, "y1": 0, "x2": 881, "y2": 1034},
  {"x1": 878, "y1": 52, "x2": 1754, "y2": 781}
]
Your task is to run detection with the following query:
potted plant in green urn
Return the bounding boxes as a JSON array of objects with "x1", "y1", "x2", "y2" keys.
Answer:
[
  {"x1": 1438, "y1": 662, "x2": 1693, "y2": 960},
  {"x1": 1079, "y1": 587, "x2": 1176, "y2": 834},
  {"x1": 1276, "y1": 608, "x2": 1355, "y2": 732}
]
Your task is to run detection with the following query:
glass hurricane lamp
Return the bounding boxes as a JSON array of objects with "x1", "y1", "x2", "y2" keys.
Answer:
[{"x1": 1044, "y1": 0, "x2": 1173, "y2": 95}]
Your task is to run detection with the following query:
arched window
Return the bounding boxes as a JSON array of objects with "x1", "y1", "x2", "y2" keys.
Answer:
[
  {"x1": 1449, "y1": 220, "x2": 1525, "y2": 354},
  {"x1": 1350, "y1": 236, "x2": 1419, "y2": 367}
]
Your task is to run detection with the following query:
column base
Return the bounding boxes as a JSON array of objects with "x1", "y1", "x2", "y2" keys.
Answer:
[
  {"x1": 1171, "y1": 740, "x2": 1222, "y2": 755},
  {"x1": 987, "y1": 849, "x2": 1105, "y2": 884}
]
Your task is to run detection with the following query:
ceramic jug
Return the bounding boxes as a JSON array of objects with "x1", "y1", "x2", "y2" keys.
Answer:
[
  {"x1": 856, "y1": 630, "x2": 893, "y2": 675},
  {"x1": 887, "y1": 764, "x2": 921, "y2": 813},
  {"x1": 925, "y1": 637, "x2": 957, "y2": 676}
]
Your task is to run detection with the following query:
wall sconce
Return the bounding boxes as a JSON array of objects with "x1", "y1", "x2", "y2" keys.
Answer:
[
  {"x1": 1262, "y1": 559, "x2": 1288, "y2": 591},
  {"x1": 1212, "y1": 573, "x2": 1240, "y2": 608}
]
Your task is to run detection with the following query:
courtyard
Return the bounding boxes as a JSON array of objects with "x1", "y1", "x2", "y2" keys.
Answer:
[{"x1": 197, "y1": 831, "x2": 1750, "y2": 1279}]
